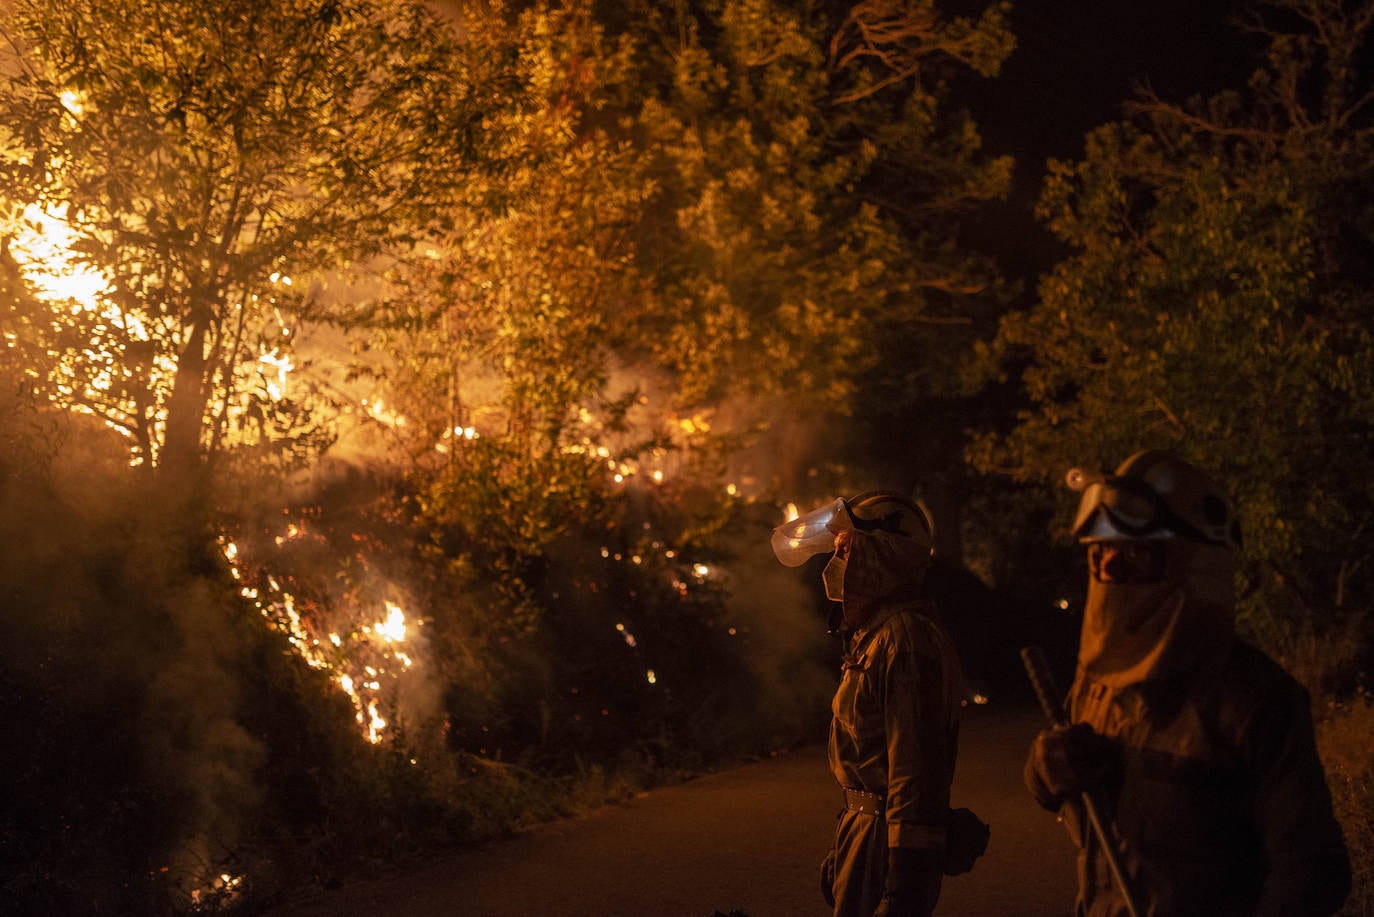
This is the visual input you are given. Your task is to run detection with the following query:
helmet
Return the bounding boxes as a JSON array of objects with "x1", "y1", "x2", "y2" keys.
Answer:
[
  {"x1": 771, "y1": 490, "x2": 934, "y2": 567},
  {"x1": 1068, "y1": 450, "x2": 1241, "y2": 549}
]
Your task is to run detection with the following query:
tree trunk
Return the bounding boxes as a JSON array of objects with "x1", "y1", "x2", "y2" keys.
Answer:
[{"x1": 160, "y1": 315, "x2": 210, "y2": 489}]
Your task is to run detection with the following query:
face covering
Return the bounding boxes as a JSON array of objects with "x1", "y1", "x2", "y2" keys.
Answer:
[
  {"x1": 822, "y1": 553, "x2": 847, "y2": 601},
  {"x1": 828, "y1": 530, "x2": 930, "y2": 629},
  {"x1": 1079, "y1": 539, "x2": 1236, "y2": 685}
]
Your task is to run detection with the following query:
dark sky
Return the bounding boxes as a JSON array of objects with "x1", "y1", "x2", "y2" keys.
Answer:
[{"x1": 954, "y1": 0, "x2": 1265, "y2": 285}]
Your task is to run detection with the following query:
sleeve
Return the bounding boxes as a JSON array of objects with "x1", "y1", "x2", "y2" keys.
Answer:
[
  {"x1": 1246, "y1": 683, "x2": 1351, "y2": 917},
  {"x1": 882, "y1": 639, "x2": 949, "y2": 853}
]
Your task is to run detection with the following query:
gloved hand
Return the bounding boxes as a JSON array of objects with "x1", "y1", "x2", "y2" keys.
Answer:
[
  {"x1": 819, "y1": 849, "x2": 836, "y2": 908},
  {"x1": 1024, "y1": 723, "x2": 1117, "y2": 810},
  {"x1": 873, "y1": 847, "x2": 940, "y2": 917}
]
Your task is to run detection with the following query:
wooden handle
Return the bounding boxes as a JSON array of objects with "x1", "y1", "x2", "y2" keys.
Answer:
[{"x1": 1020, "y1": 645, "x2": 1065, "y2": 726}]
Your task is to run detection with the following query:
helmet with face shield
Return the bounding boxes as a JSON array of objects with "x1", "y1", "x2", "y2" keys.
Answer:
[{"x1": 771, "y1": 490, "x2": 934, "y2": 567}]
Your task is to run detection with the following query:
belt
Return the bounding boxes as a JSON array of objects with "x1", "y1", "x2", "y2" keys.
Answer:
[{"x1": 843, "y1": 787, "x2": 885, "y2": 816}]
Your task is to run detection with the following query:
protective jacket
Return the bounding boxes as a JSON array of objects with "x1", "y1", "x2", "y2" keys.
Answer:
[
  {"x1": 826, "y1": 597, "x2": 964, "y2": 917},
  {"x1": 1041, "y1": 641, "x2": 1351, "y2": 917}
]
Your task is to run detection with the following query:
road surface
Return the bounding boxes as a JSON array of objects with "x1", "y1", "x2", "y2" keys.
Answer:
[{"x1": 267, "y1": 703, "x2": 1076, "y2": 916}]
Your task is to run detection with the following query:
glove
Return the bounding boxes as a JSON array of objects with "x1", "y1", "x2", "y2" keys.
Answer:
[
  {"x1": 819, "y1": 848, "x2": 836, "y2": 908},
  {"x1": 943, "y1": 807, "x2": 990, "y2": 875},
  {"x1": 873, "y1": 847, "x2": 940, "y2": 917},
  {"x1": 1024, "y1": 723, "x2": 1117, "y2": 810}
]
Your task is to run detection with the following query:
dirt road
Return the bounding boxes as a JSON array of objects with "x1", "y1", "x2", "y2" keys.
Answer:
[{"x1": 268, "y1": 703, "x2": 1076, "y2": 916}]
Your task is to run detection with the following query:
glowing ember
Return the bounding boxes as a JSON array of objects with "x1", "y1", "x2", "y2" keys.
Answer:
[{"x1": 190, "y1": 872, "x2": 244, "y2": 906}]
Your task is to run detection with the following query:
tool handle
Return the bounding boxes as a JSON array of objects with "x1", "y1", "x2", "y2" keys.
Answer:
[
  {"x1": 1019, "y1": 645, "x2": 1142, "y2": 917},
  {"x1": 1020, "y1": 645, "x2": 1066, "y2": 726}
]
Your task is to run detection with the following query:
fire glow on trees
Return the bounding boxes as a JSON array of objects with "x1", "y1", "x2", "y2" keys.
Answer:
[
  {"x1": 0, "y1": 0, "x2": 512, "y2": 475},
  {"x1": 3, "y1": 195, "x2": 307, "y2": 466}
]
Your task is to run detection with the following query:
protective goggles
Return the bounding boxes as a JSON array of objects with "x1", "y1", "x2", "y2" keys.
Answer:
[
  {"x1": 771, "y1": 498, "x2": 852, "y2": 567},
  {"x1": 1071, "y1": 477, "x2": 1206, "y2": 543}
]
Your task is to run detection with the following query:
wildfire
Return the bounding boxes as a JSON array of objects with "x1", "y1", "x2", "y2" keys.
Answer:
[
  {"x1": 6, "y1": 198, "x2": 303, "y2": 464},
  {"x1": 218, "y1": 532, "x2": 419, "y2": 745}
]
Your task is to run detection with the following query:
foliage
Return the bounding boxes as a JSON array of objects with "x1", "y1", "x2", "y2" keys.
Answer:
[
  {"x1": 359, "y1": 0, "x2": 1018, "y2": 697},
  {"x1": 2, "y1": 0, "x2": 1017, "y2": 912},
  {"x1": 615, "y1": 0, "x2": 1014, "y2": 425},
  {"x1": 0, "y1": 0, "x2": 506, "y2": 474},
  {"x1": 969, "y1": 0, "x2": 1374, "y2": 649}
]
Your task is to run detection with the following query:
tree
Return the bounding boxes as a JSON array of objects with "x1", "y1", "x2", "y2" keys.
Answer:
[
  {"x1": 373, "y1": 0, "x2": 1016, "y2": 561},
  {"x1": 616, "y1": 0, "x2": 1014, "y2": 435},
  {"x1": 0, "y1": 0, "x2": 505, "y2": 479},
  {"x1": 971, "y1": 0, "x2": 1374, "y2": 660}
]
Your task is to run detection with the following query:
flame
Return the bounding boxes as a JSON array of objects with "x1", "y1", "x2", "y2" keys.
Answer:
[
  {"x1": 376, "y1": 601, "x2": 407, "y2": 642},
  {"x1": 189, "y1": 871, "x2": 244, "y2": 906},
  {"x1": 10, "y1": 203, "x2": 111, "y2": 307},
  {"x1": 8, "y1": 199, "x2": 303, "y2": 464},
  {"x1": 257, "y1": 350, "x2": 295, "y2": 401},
  {"x1": 59, "y1": 90, "x2": 85, "y2": 115},
  {"x1": 361, "y1": 398, "x2": 401, "y2": 427},
  {"x1": 218, "y1": 533, "x2": 418, "y2": 745}
]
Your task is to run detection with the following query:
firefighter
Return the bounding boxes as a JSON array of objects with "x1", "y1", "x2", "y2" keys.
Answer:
[
  {"x1": 773, "y1": 491, "x2": 978, "y2": 917},
  {"x1": 1026, "y1": 451, "x2": 1351, "y2": 916}
]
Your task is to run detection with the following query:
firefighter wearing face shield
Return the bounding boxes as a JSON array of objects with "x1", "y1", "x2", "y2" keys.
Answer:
[
  {"x1": 1025, "y1": 451, "x2": 1350, "y2": 916},
  {"x1": 773, "y1": 492, "x2": 983, "y2": 917}
]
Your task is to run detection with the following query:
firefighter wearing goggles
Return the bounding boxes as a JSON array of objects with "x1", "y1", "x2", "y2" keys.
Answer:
[
  {"x1": 773, "y1": 492, "x2": 981, "y2": 917},
  {"x1": 1026, "y1": 451, "x2": 1350, "y2": 916}
]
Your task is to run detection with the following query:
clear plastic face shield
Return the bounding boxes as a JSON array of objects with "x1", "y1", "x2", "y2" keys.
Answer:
[{"x1": 770, "y1": 498, "x2": 852, "y2": 567}]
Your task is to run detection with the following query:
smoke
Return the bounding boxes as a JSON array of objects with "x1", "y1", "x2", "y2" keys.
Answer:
[
  {"x1": 714, "y1": 510, "x2": 836, "y2": 749},
  {"x1": 0, "y1": 413, "x2": 273, "y2": 907}
]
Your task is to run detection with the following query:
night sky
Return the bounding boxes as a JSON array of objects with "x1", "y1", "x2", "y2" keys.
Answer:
[{"x1": 955, "y1": 0, "x2": 1265, "y2": 286}]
